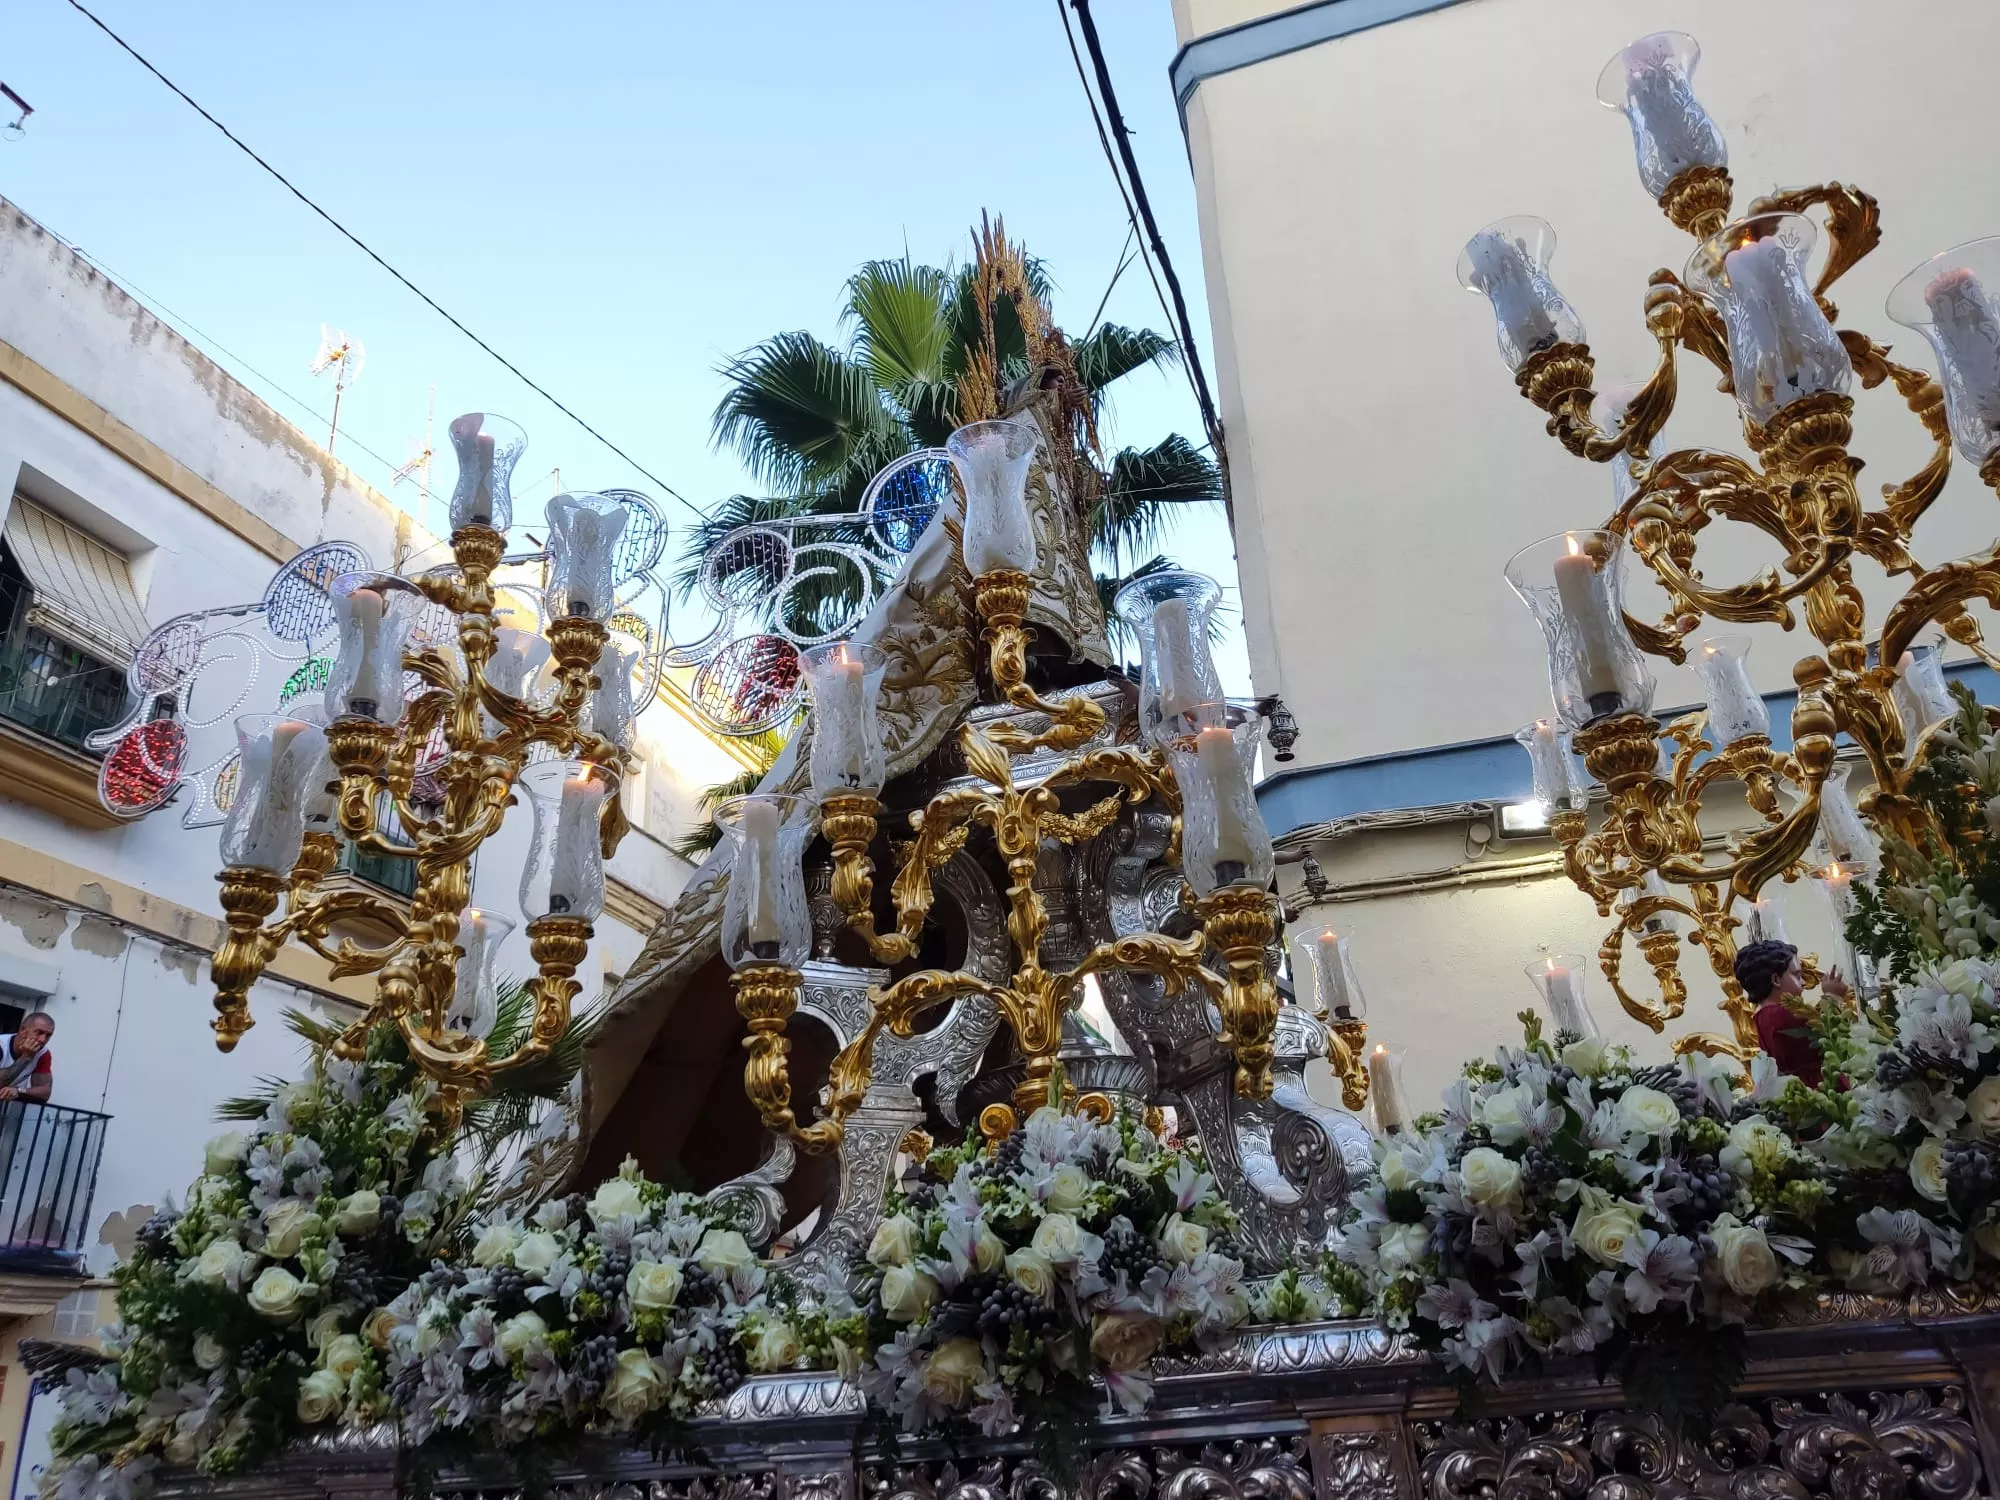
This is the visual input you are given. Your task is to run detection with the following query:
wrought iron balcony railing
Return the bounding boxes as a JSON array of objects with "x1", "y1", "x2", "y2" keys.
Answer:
[{"x1": 0, "y1": 1100, "x2": 110, "y2": 1274}]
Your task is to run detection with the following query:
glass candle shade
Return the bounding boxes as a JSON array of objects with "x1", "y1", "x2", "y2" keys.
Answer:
[
  {"x1": 800, "y1": 641, "x2": 888, "y2": 797},
  {"x1": 1514, "y1": 718, "x2": 1586, "y2": 815},
  {"x1": 545, "y1": 492, "x2": 629, "y2": 622},
  {"x1": 1686, "y1": 214, "x2": 1852, "y2": 426},
  {"x1": 482, "y1": 626, "x2": 552, "y2": 738},
  {"x1": 1298, "y1": 927, "x2": 1367, "y2": 1021},
  {"x1": 1812, "y1": 859, "x2": 1862, "y2": 930},
  {"x1": 1743, "y1": 894, "x2": 1790, "y2": 946},
  {"x1": 445, "y1": 412, "x2": 527, "y2": 532},
  {"x1": 1113, "y1": 569, "x2": 1226, "y2": 746},
  {"x1": 1595, "y1": 32, "x2": 1727, "y2": 198},
  {"x1": 324, "y1": 574, "x2": 422, "y2": 724},
  {"x1": 219, "y1": 714, "x2": 330, "y2": 874},
  {"x1": 1818, "y1": 763, "x2": 1880, "y2": 875},
  {"x1": 1366, "y1": 1045, "x2": 1410, "y2": 1136},
  {"x1": 1457, "y1": 216, "x2": 1586, "y2": 371},
  {"x1": 1167, "y1": 703, "x2": 1275, "y2": 897},
  {"x1": 1525, "y1": 954, "x2": 1601, "y2": 1041},
  {"x1": 1694, "y1": 635, "x2": 1769, "y2": 745},
  {"x1": 1894, "y1": 642, "x2": 1956, "y2": 741},
  {"x1": 586, "y1": 638, "x2": 640, "y2": 752},
  {"x1": 1590, "y1": 380, "x2": 1656, "y2": 506},
  {"x1": 1619, "y1": 871, "x2": 1680, "y2": 936},
  {"x1": 946, "y1": 419, "x2": 1039, "y2": 577},
  {"x1": 448, "y1": 908, "x2": 516, "y2": 1038},
  {"x1": 518, "y1": 760, "x2": 612, "y2": 922},
  {"x1": 1888, "y1": 238, "x2": 2000, "y2": 467},
  {"x1": 715, "y1": 793, "x2": 814, "y2": 969},
  {"x1": 1505, "y1": 531, "x2": 1655, "y2": 730}
]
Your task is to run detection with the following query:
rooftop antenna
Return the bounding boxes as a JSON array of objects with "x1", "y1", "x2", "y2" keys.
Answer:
[
  {"x1": 0, "y1": 85, "x2": 31, "y2": 141},
  {"x1": 309, "y1": 326, "x2": 365, "y2": 458},
  {"x1": 391, "y1": 384, "x2": 436, "y2": 529}
]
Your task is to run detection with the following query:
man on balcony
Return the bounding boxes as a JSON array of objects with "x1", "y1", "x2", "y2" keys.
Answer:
[{"x1": 0, "y1": 1012, "x2": 54, "y2": 1103}]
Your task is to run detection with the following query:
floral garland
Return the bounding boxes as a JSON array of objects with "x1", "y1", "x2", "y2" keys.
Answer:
[
  {"x1": 1337, "y1": 1015, "x2": 1827, "y2": 1415},
  {"x1": 852, "y1": 1106, "x2": 1247, "y2": 1457}
]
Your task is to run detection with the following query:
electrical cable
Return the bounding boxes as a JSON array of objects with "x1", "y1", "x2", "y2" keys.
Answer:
[{"x1": 62, "y1": 0, "x2": 709, "y2": 524}]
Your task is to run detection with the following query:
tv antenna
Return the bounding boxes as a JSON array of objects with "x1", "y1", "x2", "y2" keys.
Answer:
[
  {"x1": 0, "y1": 85, "x2": 31, "y2": 141},
  {"x1": 309, "y1": 326, "x2": 365, "y2": 457},
  {"x1": 391, "y1": 384, "x2": 436, "y2": 528}
]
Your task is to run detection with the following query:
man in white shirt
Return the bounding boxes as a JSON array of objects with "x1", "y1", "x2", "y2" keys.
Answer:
[{"x1": 0, "y1": 1013, "x2": 54, "y2": 1104}]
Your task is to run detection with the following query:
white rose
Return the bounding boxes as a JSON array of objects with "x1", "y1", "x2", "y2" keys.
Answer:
[
  {"x1": 1458, "y1": 1147, "x2": 1524, "y2": 1212},
  {"x1": 1045, "y1": 1163, "x2": 1092, "y2": 1214},
  {"x1": 1376, "y1": 1221, "x2": 1430, "y2": 1275},
  {"x1": 321, "y1": 1333, "x2": 367, "y2": 1382},
  {"x1": 696, "y1": 1228, "x2": 755, "y2": 1274},
  {"x1": 865, "y1": 1215, "x2": 920, "y2": 1269},
  {"x1": 1377, "y1": 1147, "x2": 1418, "y2": 1193},
  {"x1": 1089, "y1": 1310, "x2": 1165, "y2": 1372},
  {"x1": 589, "y1": 1176, "x2": 646, "y2": 1224},
  {"x1": 163, "y1": 1430, "x2": 200, "y2": 1467},
  {"x1": 626, "y1": 1258, "x2": 683, "y2": 1311},
  {"x1": 1709, "y1": 1217, "x2": 1780, "y2": 1297},
  {"x1": 332, "y1": 1190, "x2": 381, "y2": 1235},
  {"x1": 1158, "y1": 1213, "x2": 1209, "y2": 1266},
  {"x1": 601, "y1": 1348, "x2": 665, "y2": 1423},
  {"x1": 246, "y1": 1265, "x2": 306, "y2": 1322},
  {"x1": 1562, "y1": 1036, "x2": 1609, "y2": 1076},
  {"x1": 260, "y1": 1199, "x2": 318, "y2": 1259},
  {"x1": 1030, "y1": 1212, "x2": 1084, "y2": 1265},
  {"x1": 969, "y1": 1221, "x2": 1007, "y2": 1275},
  {"x1": 496, "y1": 1310, "x2": 549, "y2": 1362},
  {"x1": 1720, "y1": 1116, "x2": 1787, "y2": 1180},
  {"x1": 362, "y1": 1306, "x2": 399, "y2": 1351},
  {"x1": 1967, "y1": 1077, "x2": 2000, "y2": 1138},
  {"x1": 192, "y1": 1332, "x2": 229, "y2": 1371},
  {"x1": 1616, "y1": 1085, "x2": 1682, "y2": 1139},
  {"x1": 749, "y1": 1319, "x2": 801, "y2": 1372},
  {"x1": 190, "y1": 1236, "x2": 255, "y2": 1289},
  {"x1": 203, "y1": 1132, "x2": 249, "y2": 1177},
  {"x1": 471, "y1": 1223, "x2": 521, "y2": 1268},
  {"x1": 1571, "y1": 1191, "x2": 1646, "y2": 1267},
  {"x1": 512, "y1": 1231, "x2": 561, "y2": 1275},
  {"x1": 1910, "y1": 1136, "x2": 1950, "y2": 1203},
  {"x1": 1005, "y1": 1248, "x2": 1056, "y2": 1302},
  {"x1": 1477, "y1": 1083, "x2": 1536, "y2": 1144},
  {"x1": 920, "y1": 1337, "x2": 985, "y2": 1408},
  {"x1": 306, "y1": 1303, "x2": 353, "y2": 1351},
  {"x1": 879, "y1": 1264, "x2": 940, "y2": 1323},
  {"x1": 295, "y1": 1368, "x2": 345, "y2": 1424}
]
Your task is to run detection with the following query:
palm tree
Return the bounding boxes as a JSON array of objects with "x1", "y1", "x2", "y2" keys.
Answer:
[{"x1": 677, "y1": 247, "x2": 1221, "y2": 638}]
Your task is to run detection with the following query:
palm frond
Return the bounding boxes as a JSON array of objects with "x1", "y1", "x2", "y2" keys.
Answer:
[
  {"x1": 845, "y1": 258, "x2": 955, "y2": 406},
  {"x1": 1075, "y1": 323, "x2": 1179, "y2": 397},
  {"x1": 710, "y1": 332, "x2": 904, "y2": 494},
  {"x1": 1092, "y1": 435, "x2": 1222, "y2": 559},
  {"x1": 1097, "y1": 555, "x2": 1195, "y2": 657},
  {"x1": 460, "y1": 981, "x2": 608, "y2": 1153},
  {"x1": 215, "y1": 1010, "x2": 355, "y2": 1120}
]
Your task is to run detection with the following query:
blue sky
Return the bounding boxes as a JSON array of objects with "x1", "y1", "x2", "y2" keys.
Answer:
[{"x1": 0, "y1": 0, "x2": 1250, "y2": 691}]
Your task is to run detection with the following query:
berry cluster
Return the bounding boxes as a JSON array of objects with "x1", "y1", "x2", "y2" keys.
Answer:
[
  {"x1": 973, "y1": 1276, "x2": 1060, "y2": 1339},
  {"x1": 1944, "y1": 1139, "x2": 2000, "y2": 1212},
  {"x1": 1658, "y1": 1152, "x2": 1736, "y2": 1229},
  {"x1": 1628, "y1": 1063, "x2": 1699, "y2": 1116},
  {"x1": 568, "y1": 1331, "x2": 620, "y2": 1403},
  {"x1": 1520, "y1": 1145, "x2": 1564, "y2": 1191},
  {"x1": 134, "y1": 1210, "x2": 180, "y2": 1261},
  {"x1": 1099, "y1": 1219, "x2": 1163, "y2": 1285},
  {"x1": 1872, "y1": 1047, "x2": 1964, "y2": 1091}
]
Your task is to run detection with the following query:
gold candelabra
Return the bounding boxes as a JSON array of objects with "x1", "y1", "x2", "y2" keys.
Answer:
[{"x1": 1475, "y1": 30, "x2": 2000, "y2": 1056}]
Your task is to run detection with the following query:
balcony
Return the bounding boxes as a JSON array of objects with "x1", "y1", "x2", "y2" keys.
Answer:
[{"x1": 0, "y1": 1100, "x2": 110, "y2": 1277}]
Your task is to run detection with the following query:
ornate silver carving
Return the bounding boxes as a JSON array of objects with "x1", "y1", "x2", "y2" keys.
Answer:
[
  {"x1": 863, "y1": 1436, "x2": 1312, "y2": 1500},
  {"x1": 716, "y1": 1372, "x2": 865, "y2": 1423},
  {"x1": 1313, "y1": 1433, "x2": 1398, "y2": 1500},
  {"x1": 705, "y1": 1135, "x2": 796, "y2": 1250}
]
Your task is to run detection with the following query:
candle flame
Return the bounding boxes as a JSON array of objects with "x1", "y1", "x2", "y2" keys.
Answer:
[
  {"x1": 1370, "y1": 1044, "x2": 1389, "y2": 1060},
  {"x1": 1565, "y1": 534, "x2": 1582, "y2": 556},
  {"x1": 1319, "y1": 928, "x2": 1338, "y2": 943}
]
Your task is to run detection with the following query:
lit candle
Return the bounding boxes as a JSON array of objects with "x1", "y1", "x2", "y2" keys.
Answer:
[
  {"x1": 472, "y1": 433, "x2": 496, "y2": 525},
  {"x1": 1819, "y1": 768, "x2": 1878, "y2": 873},
  {"x1": 453, "y1": 908, "x2": 498, "y2": 1036},
  {"x1": 1617, "y1": 35, "x2": 1724, "y2": 192},
  {"x1": 1927, "y1": 269, "x2": 2000, "y2": 428},
  {"x1": 1522, "y1": 718, "x2": 1571, "y2": 810},
  {"x1": 1551, "y1": 537, "x2": 1623, "y2": 712},
  {"x1": 1315, "y1": 929, "x2": 1356, "y2": 1019},
  {"x1": 483, "y1": 627, "x2": 551, "y2": 737},
  {"x1": 821, "y1": 645, "x2": 868, "y2": 787},
  {"x1": 1696, "y1": 639, "x2": 1769, "y2": 744},
  {"x1": 343, "y1": 587, "x2": 386, "y2": 719},
  {"x1": 1723, "y1": 236, "x2": 1814, "y2": 415},
  {"x1": 741, "y1": 797, "x2": 784, "y2": 957},
  {"x1": 547, "y1": 774, "x2": 606, "y2": 916},
  {"x1": 1367, "y1": 1045, "x2": 1406, "y2": 1136},
  {"x1": 1745, "y1": 895, "x2": 1788, "y2": 946},
  {"x1": 1151, "y1": 596, "x2": 1201, "y2": 721},
  {"x1": 1464, "y1": 230, "x2": 1561, "y2": 362},
  {"x1": 242, "y1": 719, "x2": 317, "y2": 871},
  {"x1": 1194, "y1": 724, "x2": 1256, "y2": 882}
]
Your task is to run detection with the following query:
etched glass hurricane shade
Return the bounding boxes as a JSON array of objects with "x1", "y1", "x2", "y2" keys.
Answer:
[
  {"x1": 1693, "y1": 635, "x2": 1769, "y2": 745},
  {"x1": 801, "y1": 642, "x2": 888, "y2": 797},
  {"x1": 324, "y1": 573, "x2": 422, "y2": 724},
  {"x1": 1167, "y1": 702, "x2": 1275, "y2": 897},
  {"x1": 1888, "y1": 238, "x2": 2000, "y2": 467},
  {"x1": 1297, "y1": 928, "x2": 1366, "y2": 1021},
  {"x1": 1113, "y1": 570, "x2": 1226, "y2": 747},
  {"x1": 545, "y1": 492, "x2": 629, "y2": 622},
  {"x1": 1457, "y1": 216, "x2": 1586, "y2": 372},
  {"x1": 1686, "y1": 214, "x2": 1852, "y2": 425},
  {"x1": 1513, "y1": 719, "x2": 1584, "y2": 814},
  {"x1": 1505, "y1": 531, "x2": 1655, "y2": 731},
  {"x1": 518, "y1": 759, "x2": 612, "y2": 923},
  {"x1": 1818, "y1": 764, "x2": 1880, "y2": 876},
  {"x1": 445, "y1": 411, "x2": 527, "y2": 532},
  {"x1": 1366, "y1": 1045, "x2": 1410, "y2": 1137},
  {"x1": 586, "y1": 638, "x2": 640, "y2": 752},
  {"x1": 1595, "y1": 32, "x2": 1727, "y2": 198},
  {"x1": 947, "y1": 419, "x2": 1039, "y2": 577},
  {"x1": 1893, "y1": 641, "x2": 1956, "y2": 742},
  {"x1": 219, "y1": 713, "x2": 329, "y2": 874},
  {"x1": 449, "y1": 908, "x2": 516, "y2": 1038},
  {"x1": 1525, "y1": 954, "x2": 1601, "y2": 1041},
  {"x1": 483, "y1": 626, "x2": 552, "y2": 739},
  {"x1": 715, "y1": 794, "x2": 814, "y2": 970}
]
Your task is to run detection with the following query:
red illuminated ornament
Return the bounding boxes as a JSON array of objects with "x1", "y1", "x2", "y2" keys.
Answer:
[{"x1": 99, "y1": 719, "x2": 188, "y2": 816}]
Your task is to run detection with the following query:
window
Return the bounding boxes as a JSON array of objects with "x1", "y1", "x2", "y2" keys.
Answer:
[
  {"x1": 0, "y1": 499, "x2": 143, "y2": 753},
  {"x1": 52, "y1": 1289, "x2": 100, "y2": 1338},
  {"x1": 335, "y1": 791, "x2": 421, "y2": 898}
]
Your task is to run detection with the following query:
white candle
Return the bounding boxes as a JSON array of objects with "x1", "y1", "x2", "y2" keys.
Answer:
[
  {"x1": 1744, "y1": 895, "x2": 1788, "y2": 946},
  {"x1": 1151, "y1": 596, "x2": 1201, "y2": 722},
  {"x1": 1551, "y1": 539, "x2": 1623, "y2": 706},
  {"x1": 1367, "y1": 1045, "x2": 1405, "y2": 1135},
  {"x1": 242, "y1": 719, "x2": 316, "y2": 870},
  {"x1": 1696, "y1": 641, "x2": 1769, "y2": 744},
  {"x1": 1315, "y1": 929, "x2": 1354, "y2": 1019},
  {"x1": 452, "y1": 909, "x2": 499, "y2": 1036},
  {"x1": 345, "y1": 587, "x2": 387, "y2": 717},
  {"x1": 1464, "y1": 230, "x2": 1561, "y2": 362},
  {"x1": 1540, "y1": 958, "x2": 1598, "y2": 1038},
  {"x1": 483, "y1": 627, "x2": 551, "y2": 737},
  {"x1": 547, "y1": 774, "x2": 606, "y2": 916},
  {"x1": 1523, "y1": 718, "x2": 1570, "y2": 808},
  {"x1": 822, "y1": 646, "x2": 868, "y2": 787},
  {"x1": 742, "y1": 797, "x2": 784, "y2": 953},
  {"x1": 1194, "y1": 724, "x2": 1256, "y2": 878},
  {"x1": 1927, "y1": 269, "x2": 2000, "y2": 427},
  {"x1": 472, "y1": 433, "x2": 496, "y2": 523},
  {"x1": 1621, "y1": 39, "x2": 1722, "y2": 190},
  {"x1": 1819, "y1": 768, "x2": 1878, "y2": 872}
]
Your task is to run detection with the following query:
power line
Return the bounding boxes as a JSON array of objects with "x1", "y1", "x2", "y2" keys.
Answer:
[
  {"x1": 62, "y1": 0, "x2": 709, "y2": 525},
  {"x1": 1082, "y1": 224, "x2": 1137, "y2": 342}
]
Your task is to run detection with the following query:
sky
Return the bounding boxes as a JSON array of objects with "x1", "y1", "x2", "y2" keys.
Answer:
[{"x1": 0, "y1": 0, "x2": 1252, "y2": 694}]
